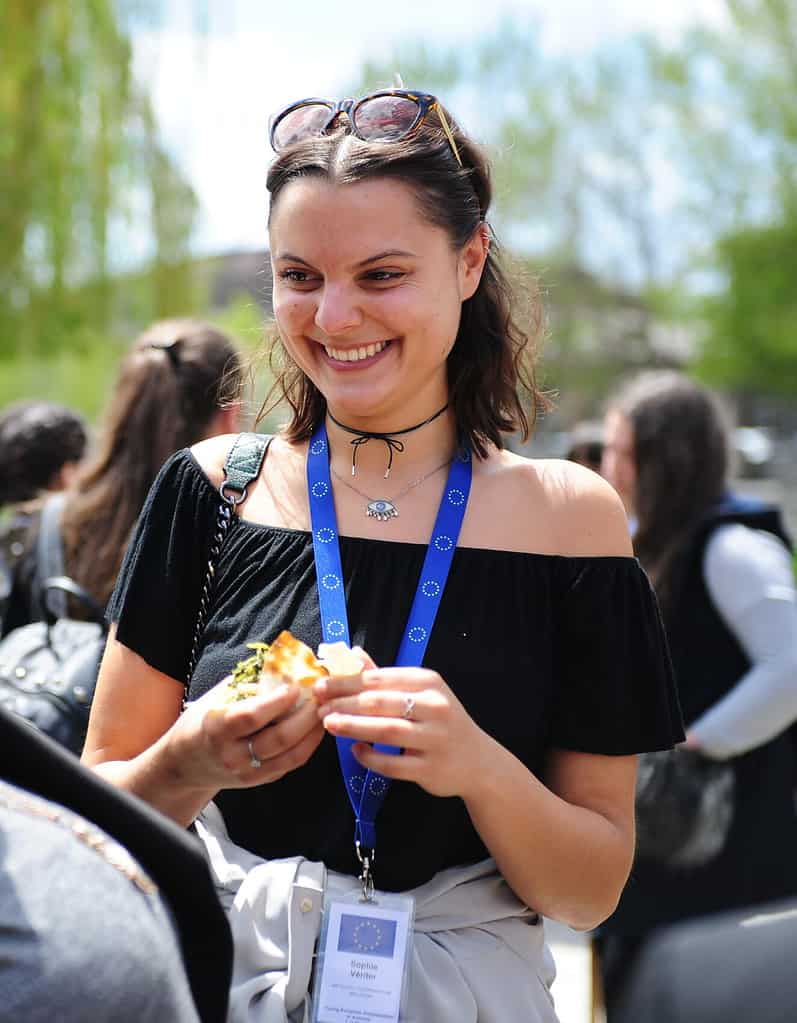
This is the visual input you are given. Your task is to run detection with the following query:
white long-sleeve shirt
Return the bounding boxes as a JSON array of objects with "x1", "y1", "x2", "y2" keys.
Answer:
[{"x1": 689, "y1": 523, "x2": 797, "y2": 760}]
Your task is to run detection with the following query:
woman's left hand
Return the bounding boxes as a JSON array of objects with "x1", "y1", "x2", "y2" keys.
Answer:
[{"x1": 314, "y1": 667, "x2": 492, "y2": 799}]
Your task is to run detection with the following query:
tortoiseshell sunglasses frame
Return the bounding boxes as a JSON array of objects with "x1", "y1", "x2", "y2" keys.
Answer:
[{"x1": 268, "y1": 89, "x2": 463, "y2": 166}]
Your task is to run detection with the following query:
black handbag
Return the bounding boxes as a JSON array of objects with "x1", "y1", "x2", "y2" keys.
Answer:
[
  {"x1": 0, "y1": 576, "x2": 107, "y2": 755},
  {"x1": 0, "y1": 490, "x2": 107, "y2": 755},
  {"x1": 634, "y1": 747, "x2": 735, "y2": 870}
]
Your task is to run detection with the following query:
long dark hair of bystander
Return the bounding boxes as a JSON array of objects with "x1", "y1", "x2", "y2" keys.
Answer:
[
  {"x1": 61, "y1": 319, "x2": 242, "y2": 608},
  {"x1": 607, "y1": 371, "x2": 731, "y2": 612}
]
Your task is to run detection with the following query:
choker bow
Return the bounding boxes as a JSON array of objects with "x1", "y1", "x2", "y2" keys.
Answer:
[{"x1": 327, "y1": 403, "x2": 449, "y2": 478}]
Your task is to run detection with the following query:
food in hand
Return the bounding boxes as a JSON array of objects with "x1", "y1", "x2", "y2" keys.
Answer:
[
  {"x1": 317, "y1": 641, "x2": 366, "y2": 677},
  {"x1": 219, "y1": 631, "x2": 363, "y2": 705}
]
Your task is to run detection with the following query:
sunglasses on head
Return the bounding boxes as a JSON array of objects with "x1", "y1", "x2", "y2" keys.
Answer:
[{"x1": 268, "y1": 89, "x2": 463, "y2": 167}]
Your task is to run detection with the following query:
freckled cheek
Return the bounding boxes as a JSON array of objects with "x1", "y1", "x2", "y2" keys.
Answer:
[
  {"x1": 274, "y1": 295, "x2": 315, "y2": 338},
  {"x1": 393, "y1": 283, "x2": 457, "y2": 336}
]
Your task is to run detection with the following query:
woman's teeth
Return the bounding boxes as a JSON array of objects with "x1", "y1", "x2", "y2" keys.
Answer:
[{"x1": 324, "y1": 340, "x2": 388, "y2": 362}]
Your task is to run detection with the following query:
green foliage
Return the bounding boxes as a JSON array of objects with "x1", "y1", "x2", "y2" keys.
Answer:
[
  {"x1": 211, "y1": 293, "x2": 288, "y2": 435},
  {"x1": 0, "y1": 0, "x2": 197, "y2": 361},
  {"x1": 696, "y1": 219, "x2": 797, "y2": 394},
  {"x1": 356, "y1": 41, "x2": 464, "y2": 95},
  {"x1": 211, "y1": 291, "x2": 269, "y2": 354},
  {"x1": 0, "y1": 339, "x2": 125, "y2": 422},
  {"x1": 0, "y1": 289, "x2": 272, "y2": 426},
  {"x1": 648, "y1": 0, "x2": 797, "y2": 394}
]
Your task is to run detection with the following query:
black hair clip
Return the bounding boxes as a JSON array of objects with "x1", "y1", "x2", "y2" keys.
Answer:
[{"x1": 147, "y1": 337, "x2": 183, "y2": 370}]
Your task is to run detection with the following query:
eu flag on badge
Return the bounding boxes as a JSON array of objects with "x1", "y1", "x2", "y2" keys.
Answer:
[{"x1": 337, "y1": 913, "x2": 397, "y2": 958}]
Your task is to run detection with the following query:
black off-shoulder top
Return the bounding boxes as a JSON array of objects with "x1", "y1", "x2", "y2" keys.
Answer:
[{"x1": 108, "y1": 450, "x2": 683, "y2": 890}]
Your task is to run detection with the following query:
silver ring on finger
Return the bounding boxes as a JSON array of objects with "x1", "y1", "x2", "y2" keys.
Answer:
[
  {"x1": 402, "y1": 695, "x2": 416, "y2": 720},
  {"x1": 247, "y1": 738, "x2": 262, "y2": 770}
]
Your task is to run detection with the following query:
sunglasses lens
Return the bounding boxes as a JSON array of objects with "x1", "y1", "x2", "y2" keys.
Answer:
[
  {"x1": 272, "y1": 103, "x2": 332, "y2": 150},
  {"x1": 353, "y1": 95, "x2": 421, "y2": 141}
]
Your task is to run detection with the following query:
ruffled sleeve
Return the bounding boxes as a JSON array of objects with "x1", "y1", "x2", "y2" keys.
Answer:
[
  {"x1": 107, "y1": 450, "x2": 219, "y2": 684},
  {"x1": 550, "y1": 557, "x2": 684, "y2": 755}
]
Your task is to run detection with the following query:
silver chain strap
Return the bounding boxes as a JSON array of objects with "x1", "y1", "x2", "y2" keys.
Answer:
[
  {"x1": 182, "y1": 435, "x2": 270, "y2": 706},
  {"x1": 184, "y1": 484, "x2": 250, "y2": 706}
]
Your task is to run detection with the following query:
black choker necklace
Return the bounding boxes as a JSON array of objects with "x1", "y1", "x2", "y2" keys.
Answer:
[{"x1": 327, "y1": 403, "x2": 449, "y2": 478}]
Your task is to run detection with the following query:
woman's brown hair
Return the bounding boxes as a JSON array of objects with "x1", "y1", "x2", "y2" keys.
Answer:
[
  {"x1": 61, "y1": 319, "x2": 242, "y2": 608},
  {"x1": 262, "y1": 107, "x2": 548, "y2": 458},
  {"x1": 608, "y1": 371, "x2": 732, "y2": 612}
]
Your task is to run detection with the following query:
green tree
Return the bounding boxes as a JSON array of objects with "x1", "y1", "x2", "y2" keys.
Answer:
[
  {"x1": 648, "y1": 0, "x2": 797, "y2": 394},
  {"x1": 650, "y1": 0, "x2": 797, "y2": 235},
  {"x1": 697, "y1": 220, "x2": 797, "y2": 395},
  {"x1": 0, "y1": 0, "x2": 197, "y2": 365}
]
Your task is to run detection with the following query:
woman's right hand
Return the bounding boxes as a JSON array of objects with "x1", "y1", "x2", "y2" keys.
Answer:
[{"x1": 168, "y1": 679, "x2": 326, "y2": 789}]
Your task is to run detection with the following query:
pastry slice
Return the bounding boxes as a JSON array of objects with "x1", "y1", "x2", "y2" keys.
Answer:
[{"x1": 220, "y1": 631, "x2": 363, "y2": 705}]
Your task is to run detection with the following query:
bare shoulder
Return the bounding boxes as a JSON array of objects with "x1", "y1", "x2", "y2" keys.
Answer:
[
  {"x1": 535, "y1": 457, "x2": 632, "y2": 556},
  {"x1": 484, "y1": 451, "x2": 633, "y2": 557}
]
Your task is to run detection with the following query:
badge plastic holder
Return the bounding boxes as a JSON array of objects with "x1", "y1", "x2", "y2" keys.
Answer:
[{"x1": 311, "y1": 885, "x2": 415, "y2": 1023}]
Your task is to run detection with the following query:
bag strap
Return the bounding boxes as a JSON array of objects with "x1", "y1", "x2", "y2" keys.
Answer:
[
  {"x1": 34, "y1": 493, "x2": 67, "y2": 620},
  {"x1": 221, "y1": 433, "x2": 273, "y2": 499},
  {"x1": 39, "y1": 575, "x2": 107, "y2": 628},
  {"x1": 186, "y1": 433, "x2": 273, "y2": 689}
]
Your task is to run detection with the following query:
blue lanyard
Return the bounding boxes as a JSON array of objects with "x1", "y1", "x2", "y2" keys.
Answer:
[{"x1": 307, "y1": 421, "x2": 472, "y2": 854}]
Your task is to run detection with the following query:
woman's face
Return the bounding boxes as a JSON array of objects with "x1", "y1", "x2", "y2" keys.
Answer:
[
  {"x1": 269, "y1": 176, "x2": 486, "y2": 426},
  {"x1": 601, "y1": 410, "x2": 637, "y2": 515}
]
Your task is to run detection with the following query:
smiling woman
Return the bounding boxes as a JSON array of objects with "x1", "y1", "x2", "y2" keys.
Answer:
[
  {"x1": 81, "y1": 88, "x2": 684, "y2": 1023},
  {"x1": 268, "y1": 175, "x2": 478, "y2": 436}
]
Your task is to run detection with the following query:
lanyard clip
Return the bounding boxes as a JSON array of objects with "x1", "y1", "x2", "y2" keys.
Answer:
[{"x1": 355, "y1": 840, "x2": 376, "y2": 902}]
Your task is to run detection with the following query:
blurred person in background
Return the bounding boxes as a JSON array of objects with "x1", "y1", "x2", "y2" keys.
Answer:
[
  {"x1": 0, "y1": 399, "x2": 88, "y2": 503},
  {"x1": 564, "y1": 420, "x2": 604, "y2": 473},
  {"x1": 1, "y1": 319, "x2": 242, "y2": 635},
  {"x1": 0, "y1": 401, "x2": 88, "y2": 634},
  {"x1": 598, "y1": 370, "x2": 797, "y2": 1020}
]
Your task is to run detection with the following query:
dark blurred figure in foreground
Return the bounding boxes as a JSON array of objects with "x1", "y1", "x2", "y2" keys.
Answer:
[
  {"x1": 598, "y1": 370, "x2": 797, "y2": 1020},
  {"x1": 0, "y1": 703, "x2": 232, "y2": 1022},
  {"x1": 0, "y1": 401, "x2": 88, "y2": 633},
  {"x1": 1, "y1": 319, "x2": 242, "y2": 635},
  {"x1": 564, "y1": 419, "x2": 604, "y2": 472},
  {"x1": 615, "y1": 900, "x2": 797, "y2": 1023}
]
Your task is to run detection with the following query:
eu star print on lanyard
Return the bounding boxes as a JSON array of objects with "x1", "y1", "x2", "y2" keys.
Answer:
[{"x1": 307, "y1": 421, "x2": 472, "y2": 859}]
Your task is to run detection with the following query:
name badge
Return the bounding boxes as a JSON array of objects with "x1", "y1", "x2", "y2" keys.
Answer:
[{"x1": 312, "y1": 890, "x2": 414, "y2": 1023}]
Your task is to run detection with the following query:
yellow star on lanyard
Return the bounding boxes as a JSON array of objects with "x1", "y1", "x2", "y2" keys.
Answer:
[{"x1": 352, "y1": 919, "x2": 383, "y2": 953}]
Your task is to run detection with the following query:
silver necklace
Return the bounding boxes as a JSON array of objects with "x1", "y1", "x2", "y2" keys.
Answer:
[{"x1": 330, "y1": 458, "x2": 452, "y2": 522}]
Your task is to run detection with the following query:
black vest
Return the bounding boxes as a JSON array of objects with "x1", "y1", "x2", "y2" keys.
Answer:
[
  {"x1": 665, "y1": 493, "x2": 792, "y2": 726},
  {"x1": 606, "y1": 494, "x2": 797, "y2": 935}
]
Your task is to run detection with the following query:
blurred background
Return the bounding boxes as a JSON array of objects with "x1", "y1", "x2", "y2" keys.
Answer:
[
  {"x1": 1, "y1": 0, "x2": 795, "y2": 532},
  {"x1": 2, "y1": 4, "x2": 796, "y2": 1018}
]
